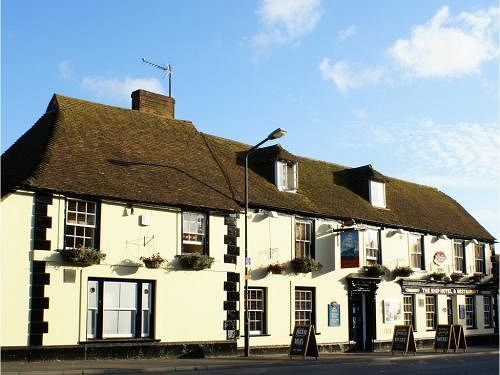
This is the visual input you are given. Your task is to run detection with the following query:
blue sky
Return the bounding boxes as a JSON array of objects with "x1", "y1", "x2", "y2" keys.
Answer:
[{"x1": 2, "y1": 1, "x2": 499, "y2": 239}]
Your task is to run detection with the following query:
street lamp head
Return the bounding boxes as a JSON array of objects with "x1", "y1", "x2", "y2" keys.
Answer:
[{"x1": 267, "y1": 128, "x2": 286, "y2": 140}]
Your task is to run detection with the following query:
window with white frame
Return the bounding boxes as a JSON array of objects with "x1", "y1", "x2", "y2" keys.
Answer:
[
  {"x1": 425, "y1": 295, "x2": 437, "y2": 330},
  {"x1": 295, "y1": 219, "x2": 313, "y2": 258},
  {"x1": 65, "y1": 198, "x2": 97, "y2": 249},
  {"x1": 403, "y1": 295, "x2": 415, "y2": 329},
  {"x1": 453, "y1": 240, "x2": 465, "y2": 273},
  {"x1": 182, "y1": 212, "x2": 207, "y2": 254},
  {"x1": 474, "y1": 243, "x2": 485, "y2": 274},
  {"x1": 87, "y1": 279, "x2": 153, "y2": 340},
  {"x1": 409, "y1": 234, "x2": 424, "y2": 270},
  {"x1": 365, "y1": 229, "x2": 379, "y2": 265},
  {"x1": 465, "y1": 296, "x2": 476, "y2": 329},
  {"x1": 276, "y1": 160, "x2": 297, "y2": 192},
  {"x1": 369, "y1": 180, "x2": 386, "y2": 208},
  {"x1": 483, "y1": 296, "x2": 492, "y2": 328},
  {"x1": 248, "y1": 287, "x2": 266, "y2": 334},
  {"x1": 295, "y1": 288, "x2": 314, "y2": 327}
]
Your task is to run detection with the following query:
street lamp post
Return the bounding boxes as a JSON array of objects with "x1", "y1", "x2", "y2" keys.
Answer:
[{"x1": 244, "y1": 128, "x2": 286, "y2": 357}]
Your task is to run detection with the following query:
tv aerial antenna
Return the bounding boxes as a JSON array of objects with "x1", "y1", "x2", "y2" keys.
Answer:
[{"x1": 141, "y1": 58, "x2": 173, "y2": 97}]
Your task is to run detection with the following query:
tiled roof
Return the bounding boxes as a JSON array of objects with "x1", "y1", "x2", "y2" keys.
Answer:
[{"x1": 1, "y1": 94, "x2": 494, "y2": 242}]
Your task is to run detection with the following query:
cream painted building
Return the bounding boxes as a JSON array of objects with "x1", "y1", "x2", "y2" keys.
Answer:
[{"x1": 1, "y1": 90, "x2": 497, "y2": 359}]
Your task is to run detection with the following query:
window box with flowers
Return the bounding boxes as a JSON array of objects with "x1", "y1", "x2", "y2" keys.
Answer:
[
  {"x1": 267, "y1": 262, "x2": 287, "y2": 275},
  {"x1": 58, "y1": 246, "x2": 106, "y2": 267},
  {"x1": 140, "y1": 253, "x2": 166, "y2": 269},
  {"x1": 426, "y1": 272, "x2": 446, "y2": 281},
  {"x1": 175, "y1": 253, "x2": 214, "y2": 270},
  {"x1": 362, "y1": 264, "x2": 389, "y2": 278},
  {"x1": 290, "y1": 257, "x2": 322, "y2": 274},
  {"x1": 391, "y1": 266, "x2": 414, "y2": 278}
]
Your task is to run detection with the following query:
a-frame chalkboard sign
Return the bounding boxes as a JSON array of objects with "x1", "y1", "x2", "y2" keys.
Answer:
[
  {"x1": 391, "y1": 325, "x2": 416, "y2": 355},
  {"x1": 289, "y1": 325, "x2": 319, "y2": 359},
  {"x1": 453, "y1": 324, "x2": 467, "y2": 352},
  {"x1": 434, "y1": 325, "x2": 456, "y2": 352}
]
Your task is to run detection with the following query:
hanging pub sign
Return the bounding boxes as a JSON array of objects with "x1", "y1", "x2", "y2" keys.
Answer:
[
  {"x1": 340, "y1": 230, "x2": 359, "y2": 268},
  {"x1": 289, "y1": 325, "x2": 319, "y2": 359},
  {"x1": 434, "y1": 325, "x2": 456, "y2": 352},
  {"x1": 328, "y1": 302, "x2": 340, "y2": 327},
  {"x1": 453, "y1": 325, "x2": 467, "y2": 352},
  {"x1": 391, "y1": 325, "x2": 416, "y2": 355}
]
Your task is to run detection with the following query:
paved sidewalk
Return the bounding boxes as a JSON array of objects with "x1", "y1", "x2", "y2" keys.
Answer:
[{"x1": 2, "y1": 346, "x2": 498, "y2": 375}]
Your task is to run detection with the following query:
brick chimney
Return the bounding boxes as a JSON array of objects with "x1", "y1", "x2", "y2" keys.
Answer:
[{"x1": 131, "y1": 89, "x2": 175, "y2": 119}]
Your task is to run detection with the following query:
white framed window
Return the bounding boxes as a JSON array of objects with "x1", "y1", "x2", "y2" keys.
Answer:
[
  {"x1": 409, "y1": 234, "x2": 424, "y2": 270},
  {"x1": 295, "y1": 288, "x2": 314, "y2": 326},
  {"x1": 474, "y1": 243, "x2": 485, "y2": 274},
  {"x1": 364, "y1": 229, "x2": 379, "y2": 265},
  {"x1": 295, "y1": 219, "x2": 313, "y2": 258},
  {"x1": 453, "y1": 240, "x2": 465, "y2": 273},
  {"x1": 465, "y1": 296, "x2": 476, "y2": 329},
  {"x1": 276, "y1": 160, "x2": 297, "y2": 192},
  {"x1": 182, "y1": 212, "x2": 207, "y2": 254},
  {"x1": 403, "y1": 295, "x2": 415, "y2": 329},
  {"x1": 484, "y1": 296, "x2": 492, "y2": 328},
  {"x1": 425, "y1": 295, "x2": 437, "y2": 330},
  {"x1": 103, "y1": 281, "x2": 137, "y2": 338},
  {"x1": 248, "y1": 287, "x2": 266, "y2": 335},
  {"x1": 369, "y1": 180, "x2": 386, "y2": 208},
  {"x1": 65, "y1": 198, "x2": 97, "y2": 249}
]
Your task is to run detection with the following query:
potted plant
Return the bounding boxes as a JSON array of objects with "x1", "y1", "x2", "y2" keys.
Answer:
[
  {"x1": 290, "y1": 257, "x2": 322, "y2": 273},
  {"x1": 140, "y1": 253, "x2": 166, "y2": 269},
  {"x1": 175, "y1": 253, "x2": 214, "y2": 270},
  {"x1": 267, "y1": 263, "x2": 286, "y2": 274},
  {"x1": 391, "y1": 266, "x2": 413, "y2": 278},
  {"x1": 450, "y1": 272, "x2": 463, "y2": 282},
  {"x1": 58, "y1": 246, "x2": 106, "y2": 267},
  {"x1": 362, "y1": 264, "x2": 389, "y2": 278},
  {"x1": 426, "y1": 272, "x2": 446, "y2": 281}
]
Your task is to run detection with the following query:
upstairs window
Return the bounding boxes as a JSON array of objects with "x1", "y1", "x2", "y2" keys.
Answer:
[
  {"x1": 364, "y1": 229, "x2": 380, "y2": 266},
  {"x1": 453, "y1": 240, "x2": 466, "y2": 273},
  {"x1": 369, "y1": 180, "x2": 386, "y2": 208},
  {"x1": 295, "y1": 219, "x2": 314, "y2": 258},
  {"x1": 409, "y1": 234, "x2": 425, "y2": 270},
  {"x1": 474, "y1": 243, "x2": 485, "y2": 274},
  {"x1": 65, "y1": 198, "x2": 98, "y2": 249},
  {"x1": 182, "y1": 212, "x2": 207, "y2": 254},
  {"x1": 276, "y1": 161, "x2": 297, "y2": 192}
]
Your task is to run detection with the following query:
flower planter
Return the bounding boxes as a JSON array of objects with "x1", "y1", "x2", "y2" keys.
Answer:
[
  {"x1": 140, "y1": 253, "x2": 166, "y2": 269},
  {"x1": 58, "y1": 247, "x2": 105, "y2": 267},
  {"x1": 143, "y1": 260, "x2": 163, "y2": 269},
  {"x1": 175, "y1": 253, "x2": 214, "y2": 270},
  {"x1": 362, "y1": 265, "x2": 389, "y2": 278},
  {"x1": 290, "y1": 257, "x2": 322, "y2": 273},
  {"x1": 267, "y1": 263, "x2": 286, "y2": 274},
  {"x1": 391, "y1": 266, "x2": 413, "y2": 278}
]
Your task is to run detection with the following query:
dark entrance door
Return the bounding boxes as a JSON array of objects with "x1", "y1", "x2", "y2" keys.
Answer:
[
  {"x1": 447, "y1": 296, "x2": 454, "y2": 325},
  {"x1": 349, "y1": 291, "x2": 375, "y2": 351}
]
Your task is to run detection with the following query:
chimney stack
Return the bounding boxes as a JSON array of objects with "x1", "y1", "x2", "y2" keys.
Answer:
[{"x1": 131, "y1": 89, "x2": 175, "y2": 119}]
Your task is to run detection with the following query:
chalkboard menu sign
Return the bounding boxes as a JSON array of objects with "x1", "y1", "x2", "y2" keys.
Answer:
[
  {"x1": 434, "y1": 325, "x2": 456, "y2": 352},
  {"x1": 289, "y1": 325, "x2": 319, "y2": 359},
  {"x1": 453, "y1": 325, "x2": 467, "y2": 352},
  {"x1": 391, "y1": 325, "x2": 416, "y2": 355}
]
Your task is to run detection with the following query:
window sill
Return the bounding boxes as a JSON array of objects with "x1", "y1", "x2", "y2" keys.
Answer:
[{"x1": 80, "y1": 338, "x2": 160, "y2": 345}]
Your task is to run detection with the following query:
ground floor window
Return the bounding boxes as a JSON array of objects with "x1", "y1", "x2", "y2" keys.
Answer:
[
  {"x1": 295, "y1": 287, "x2": 315, "y2": 327},
  {"x1": 247, "y1": 287, "x2": 266, "y2": 334},
  {"x1": 403, "y1": 295, "x2": 415, "y2": 329},
  {"x1": 483, "y1": 296, "x2": 492, "y2": 328},
  {"x1": 465, "y1": 296, "x2": 476, "y2": 329},
  {"x1": 87, "y1": 279, "x2": 154, "y2": 340},
  {"x1": 425, "y1": 295, "x2": 437, "y2": 330}
]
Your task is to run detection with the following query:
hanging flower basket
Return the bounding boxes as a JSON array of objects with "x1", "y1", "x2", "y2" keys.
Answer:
[
  {"x1": 290, "y1": 257, "x2": 322, "y2": 273},
  {"x1": 140, "y1": 253, "x2": 166, "y2": 269},
  {"x1": 58, "y1": 246, "x2": 105, "y2": 267},
  {"x1": 391, "y1": 266, "x2": 413, "y2": 278},
  {"x1": 175, "y1": 253, "x2": 214, "y2": 270},
  {"x1": 267, "y1": 263, "x2": 287, "y2": 274}
]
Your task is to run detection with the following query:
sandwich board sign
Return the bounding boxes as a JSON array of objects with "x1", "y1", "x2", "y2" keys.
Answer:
[
  {"x1": 391, "y1": 325, "x2": 416, "y2": 355},
  {"x1": 289, "y1": 325, "x2": 319, "y2": 359},
  {"x1": 453, "y1": 324, "x2": 467, "y2": 352},
  {"x1": 434, "y1": 325, "x2": 456, "y2": 352}
]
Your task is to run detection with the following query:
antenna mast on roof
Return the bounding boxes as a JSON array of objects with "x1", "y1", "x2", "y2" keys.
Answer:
[{"x1": 141, "y1": 58, "x2": 173, "y2": 97}]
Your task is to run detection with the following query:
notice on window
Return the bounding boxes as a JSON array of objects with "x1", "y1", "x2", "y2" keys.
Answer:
[{"x1": 341, "y1": 230, "x2": 359, "y2": 268}]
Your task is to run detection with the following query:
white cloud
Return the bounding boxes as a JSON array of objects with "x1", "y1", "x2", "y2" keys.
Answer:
[
  {"x1": 252, "y1": 0, "x2": 322, "y2": 54},
  {"x1": 352, "y1": 108, "x2": 367, "y2": 120},
  {"x1": 81, "y1": 76, "x2": 166, "y2": 104},
  {"x1": 319, "y1": 58, "x2": 383, "y2": 92},
  {"x1": 58, "y1": 61, "x2": 73, "y2": 80},
  {"x1": 338, "y1": 25, "x2": 356, "y2": 42},
  {"x1": 389, "y1": 6, "x2": 499, "y2": 78}
]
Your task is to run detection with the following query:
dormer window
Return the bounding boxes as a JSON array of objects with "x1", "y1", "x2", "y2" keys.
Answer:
[
  {"x1": 369, "y1": 180, "x2": 386, "y2": 208},
  {"x1": 276, "y1": 160, "x2": 297, "y2": 192}
]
